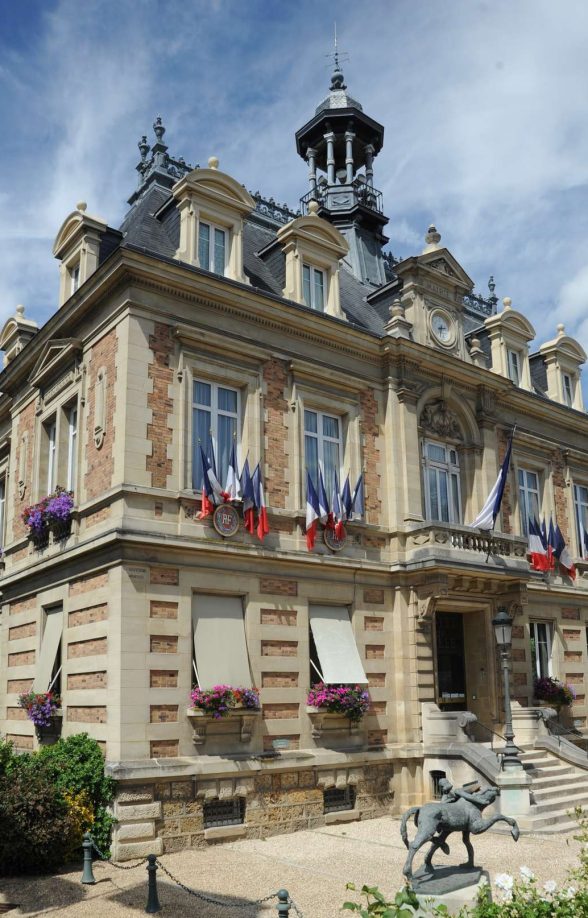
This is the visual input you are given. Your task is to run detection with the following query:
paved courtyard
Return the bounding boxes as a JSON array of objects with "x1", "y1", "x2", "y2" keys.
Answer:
[{"x1": 0, "y1": 817, "x2": 582, "y2": 917}]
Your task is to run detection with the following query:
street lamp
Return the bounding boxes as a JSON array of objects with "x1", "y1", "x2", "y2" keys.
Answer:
[{"x1": 492, "y1": 606, "x2": 522, "y2": 769}]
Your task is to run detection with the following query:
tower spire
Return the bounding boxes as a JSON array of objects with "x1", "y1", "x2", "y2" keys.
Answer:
[{"x1": 328, "y1": 22, "x2": 348, "y2": 91}]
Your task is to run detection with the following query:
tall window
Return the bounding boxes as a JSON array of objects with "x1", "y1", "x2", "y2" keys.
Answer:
[
  {"x1": 67, "y1": 404, "x2": 78, "y2": 492},
  {"x1": 192, "y1": 380, "x2": 239, "y2": 490},
  {"x1": 198, "y1": 222, "x2": 227, "y2": 275},
  {"x1": 46, "y1": 418, "x2": 57, "y2": 493},
  {"x1": 304, "y1": 409, "x2": 341, "y2": 503},
  {"x1": 562, "y1": 373, "x2": 574, "y2": 408},
  {"x1": 530, "y1": 621, "x2": 553, "y2": 680},
  {"x1": 574, "y1": 484, "x2": 588, "y2": 557},
  {"x1": 70, "y1": 263, "x2": 80, "y2": 295},
  {"x1": 518, "y1": 468, "x2": 540, "y2": 536},
  {"x1": 302, "y1": 265, "x2": 325, "y2": 311},
  {"x1": 422, "y1": 441, "x2": 461, "y2": 524},
  {"x1": 0, "y1": 476, "x2": 5, "y2": 547},
  {"x1": 507, "y1": 350, "x2": 520, "y2": 385}
]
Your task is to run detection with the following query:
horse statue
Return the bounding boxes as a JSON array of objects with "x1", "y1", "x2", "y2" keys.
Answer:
[{"x1": 400, "y1": 782, "x2": 519, "y2": 881}]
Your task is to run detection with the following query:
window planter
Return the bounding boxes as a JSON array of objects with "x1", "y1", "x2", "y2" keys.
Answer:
[
  {"x1": 186, "y1": 707, "x2": 260, "y2": 745},
  {"x1": 306, "y1": 706, "x2": 361, "y2": 738},
  {"x1": 35, "y1": 709, "x2": 63, "y2": 745}
]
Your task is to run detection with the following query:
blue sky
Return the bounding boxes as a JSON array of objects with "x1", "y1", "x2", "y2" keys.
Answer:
[{"x1": 2, "y1": 0, "x2": 588, "y2": 373}]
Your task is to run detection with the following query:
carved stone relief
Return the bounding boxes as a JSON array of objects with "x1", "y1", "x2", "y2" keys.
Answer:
[{"x1": 420, "y1": 399, "x2": 463, "y2": 441}]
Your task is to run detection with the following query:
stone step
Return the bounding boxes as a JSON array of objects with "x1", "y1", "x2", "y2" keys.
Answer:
[
  {"x1": 532, "y1": 791, "x2": 588, "y2": 814},
  {"x1": 532, "y1": 777, "x2": 588, "y2": 795},
  {"x1": 526, "y1": 813, "x2": 579, "y2": 832},
  {"x1": 530, "y1": 764, "x2": 576, "y2": 776}
]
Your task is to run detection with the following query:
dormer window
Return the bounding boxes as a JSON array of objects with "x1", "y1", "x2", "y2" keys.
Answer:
[
  {"x1": 198, "y1": 222, "x2": 227, "y2": 276},
  {"x1": 70, "y1": 263, "x2": 80, "y2": 295},
  {"x1": 562, "y1": 372, "x2": 574, "y2": 408},
  {"x1": 302, "y1": 265, "x2": 325, "y2": 311},
  {"x1": 507, "y1": 349, "x2": 520, "y2": 385}
]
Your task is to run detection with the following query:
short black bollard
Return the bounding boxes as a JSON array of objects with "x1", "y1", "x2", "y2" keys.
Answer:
[
  {"x1": 276, "y1": 889, "x2": 291, "y2": 916},
  {"x1": 145, "y1": 854, "x2": 162, "y2": 914},
  {"x1": 81, "y1": 832, "x2": 96, "y2": 885}
]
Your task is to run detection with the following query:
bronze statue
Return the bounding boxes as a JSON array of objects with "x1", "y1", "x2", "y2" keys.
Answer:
[{"x1": 400, "y1": 780, "x2": 519, "y2": 881}]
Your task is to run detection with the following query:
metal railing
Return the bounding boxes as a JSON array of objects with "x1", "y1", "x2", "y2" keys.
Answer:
[
  {"x1": 464, "y1": 718, "x2": 523, "y2": 765},
  {"x1": 299, "y1": 180, "x2": 384, "y2": 215},
  {"x1": 545, "y1": 717, "x2": 588, "y2": 757}
]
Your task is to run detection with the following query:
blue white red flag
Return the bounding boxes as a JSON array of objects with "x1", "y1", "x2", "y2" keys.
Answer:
[
  {"x1": 198, "y1": 445, "x2": 223, "y2": 518},
  {"x1": 547, "y1": 516, "x2": 556, "y2": 571},
  {"x1": 240, "y1": 458, "x2": 255, "y2": 534},
  {"x1": 224, "y1": 441, "x2": 241, "y2": 503},
  {"x1": 306, "y1": 472, "x2": 320, "y2": 550},
  {"x1": 528, "y1": 517, "x2": 549, "y2": 571},
  {"x1": 554, "y1": 523, "x2": 576, "y2": 579},
  {"x1": 352, "y1": 473, "x2": 364, "y2": 518},
  {"x1": 318, "y1": 468, "x2": 331, "y2": 527},
  {"x1": 332, "y1": 470, "x2": 346, "y2": 540},
  {"x1": 469, "y1": 430, "x2": 514, "y2": 530},
  {"x1": 252, "y1": 464, "x2": 269, "y2": 541},
  {"x1": 341, "y1": 474, "x2": 353, "y2": 522}
]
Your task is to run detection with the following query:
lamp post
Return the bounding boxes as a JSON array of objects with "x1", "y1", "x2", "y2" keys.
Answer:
[{"x1": 492, "y1": 606, "x2": 522, "y2": 769}]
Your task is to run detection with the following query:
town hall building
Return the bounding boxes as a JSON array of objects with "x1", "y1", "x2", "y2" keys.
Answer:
[{"x1": 2, "y1": 60, "x2": 588, "y2": 858}]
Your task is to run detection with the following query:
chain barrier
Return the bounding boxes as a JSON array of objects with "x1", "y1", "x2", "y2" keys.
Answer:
[
  {"x1": 91, "y1": 839, "x2": 145, "y2": 870},
  {"x1": 156, "y1": 858, "x2": 305, "y2": 914}
]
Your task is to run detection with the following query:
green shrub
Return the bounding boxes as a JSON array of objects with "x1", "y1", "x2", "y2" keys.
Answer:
[
  {"x1": 35, "y1": 734, "x2": 115, "y2": 853},
  {"x1": 343, "y1": 884, "x2": 420, "y2": 917},
  {"x1": 0, "y1": 769, "x2": 76, "y2": 875}
]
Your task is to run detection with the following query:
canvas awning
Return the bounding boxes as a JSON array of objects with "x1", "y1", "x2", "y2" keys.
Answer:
[
  {"x1": 192, "y1": 594, "x2": 252, "y2": 688},
  {"x1": 33, "y1": 607, "x2": 64, "y2": 692},
  {"x1": 309, "y1": 604, "x2": 367, "y2": 684}
]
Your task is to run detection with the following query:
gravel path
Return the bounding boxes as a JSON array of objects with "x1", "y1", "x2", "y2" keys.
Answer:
[{"x1": 0, "y1": 817, "x2": 582, "y2": 917}]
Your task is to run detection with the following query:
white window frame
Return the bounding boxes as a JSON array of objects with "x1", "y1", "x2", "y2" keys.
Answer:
[
  {"x1": 304, "y1": 408, "x2": 342, "y2": 499},
  {"x1": 530, "y1": 621, "x2": 553, "y2": 679},
  {"x1": 562, "y1": 372, "x2": 574, "y2": 408},
  {"x1": 70, "y1": 262, "x2": 80, "y2": 295},
  {"x1": 302, "y1": 264, "x2": 326, "y2": 311},
  {"x1": 198, "y1": 220, "x2": 228, "y2": 276},
  {"x1": 518, "y1": 467, "x2": 540, "y2": 537},
  {"x1": 574, "y1": 483, "x2": 588, "y2": 557},
  {"x1": 192, "y1": 379, "x2": 240, "y2": 490},
  {"x1": 46, "y1": 418, "x2": 57, "y2": 494},
  {"x1": 507, "y1": 349, "x2": 520, "y2": 385},
  {"x1": 0, "y1": 475, "x2": 6, "y2": 547},
  {"x1": 66, "y1": 404, "x2": 78, "y2": 492},
  {"x1": 422, "y1": 439, "x2": 462, "y2": 524}
]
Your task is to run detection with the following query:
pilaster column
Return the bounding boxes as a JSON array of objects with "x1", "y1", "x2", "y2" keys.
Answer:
[
  {"x1": 324, "y1": 130, "x2": 336, "y2": 185},
  {"x1": 344, "y1": 130, "x2": 355, "y2": 184},
  {"x1": 306, "y1": 147, "x2": 317, "y2": 195},
  {"x1": 365, "y1": 144, "x2": 375, "y2": 187}
]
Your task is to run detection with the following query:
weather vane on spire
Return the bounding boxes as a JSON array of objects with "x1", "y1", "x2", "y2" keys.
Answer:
[{"x1": 326, "y1": 22, "x2": 349, "y2": 90}]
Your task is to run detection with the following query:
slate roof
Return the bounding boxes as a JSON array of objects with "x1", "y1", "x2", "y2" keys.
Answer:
[{"x1": 116, "y1": 182, "x2": 388, "y2": 336}]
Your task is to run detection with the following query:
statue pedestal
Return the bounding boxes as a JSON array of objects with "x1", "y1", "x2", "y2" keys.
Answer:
[{"x1": 411, "y1": 867, "x2": 491, "y2": 916}]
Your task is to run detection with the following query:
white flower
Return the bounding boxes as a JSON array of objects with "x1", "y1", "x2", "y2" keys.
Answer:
[
  {"x1": 519, "y1": 866, "x2": 534, "y2": 881},
  {"x1": 495, "y1": 873, "x2": 514, "y2": 891},
  {"x1": 543, "y1": 880, "x2": 557, "y2": 894},
  {"x1": 564, "y1": 886, "x2": 577, "y2": 899}
]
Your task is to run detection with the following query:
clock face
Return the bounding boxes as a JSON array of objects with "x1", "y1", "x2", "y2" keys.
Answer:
[{"x1": 431, "y1": 311, "x2": 454, "y2": 345}]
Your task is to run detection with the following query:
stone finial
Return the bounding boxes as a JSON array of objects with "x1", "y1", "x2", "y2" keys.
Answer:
[
  {"x1": 138, "y1": 135, "x2": 150, "y2": 161},
  {"x1": 426, "y1": 224, "x2": 441, "y2": 246},
  {"x1": 208, "y1": 156, "x2": 219, "y2": 170},
  {"x1": 76, "y1": 201, "x2": 87, "y2": 213},
  {"x1": 16, "y1": 304, "x2": 25, "y2": 317},
  {"x1": 557, "y1": 323, "x2": 565, "y2": 336},
  {"x1": 153, "y1": 115, "x2": 166, "y2": 142},
  {"x1": 389, "y1": 297, "x2": 405, "y2": 319},
  {"x1": 502, "y1": 297, "x2": 512, "y2": 310},
  {"x1": 471, "y1": 337, "x2": 480, "y2": 349},
  {"x1": 308, "y1": 199, "x2": 320, "y2": 216}
]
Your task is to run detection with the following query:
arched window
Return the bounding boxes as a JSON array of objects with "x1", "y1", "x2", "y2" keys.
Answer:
[{"x1": 422, "y1": 439, "x2": 462, "y2": 524}]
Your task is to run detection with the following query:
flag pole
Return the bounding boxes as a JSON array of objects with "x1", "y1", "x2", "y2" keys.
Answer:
[{"x1": 484, "y1": 424, "x2": 516, "y2": 564}]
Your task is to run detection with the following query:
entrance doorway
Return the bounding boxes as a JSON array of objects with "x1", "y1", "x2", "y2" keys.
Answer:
[{"x1": 435, "y1": 612, "x2": 467, "y2": 711}]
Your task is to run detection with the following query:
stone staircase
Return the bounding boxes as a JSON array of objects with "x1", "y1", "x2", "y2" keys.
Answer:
[{"x1": 519, "y1": 746, "x2": 588, "y2": 833}]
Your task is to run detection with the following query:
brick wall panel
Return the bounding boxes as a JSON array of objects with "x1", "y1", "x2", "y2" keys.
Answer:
[
  {"x1": 261, "y1": 640, "x2": 298, "y2": 657},
  {"x1": 150, "y1": 705, "x2": 179, "y2": 723},
  {"x1": 150, "y1": 568, "x2": 179, "y2": 586},
  {"x1": 7, "y1": 678, "x2": 34, "y2": 693},
  {"x1": 9, "y1": 597, "x2": 36, "y2": 616},
  {"x1": 151, "y1": 740, "x2": 179, "y2": 758},
  {"x1": 261, "y1": 672, "x2": 299, "y2": 687},
  {"x1": 364, "y1": 616, "x2": 384, "y2": 631},
  {"x1": 9, "y1": 622, "x2": 36, "y2": 641},
  {"x1": 68, "y1": 637, "x2": 107, "y2": 658},
  {"x1": 359, "y1": 388, "x2": 381, "y2": 525},
  {"x1": 260, "y1": 609, "x2": 297, "y2": 625},
  {"x1": 150, "y1": 601, "x2": 178, "y2": 620},
  {"x1": 363, "y1": 589, "x2": 384, "y2": 604},
  {"x1": 69, "y1": 573, "x2": 108, "y2": 596},
  {"x1": 146, "y1": 323, "x2": 174, "y2": 488},
  {"x1": 150, "y1": 670, "x2": 178, "y2": 688},
  {"x1": 150, "y1": 635, "x2": 178, "y2": 654},
  {"x1": 85, "y1": 328, "x2": 118, "y2": 499},
  {"x1": 67, "y1": 706, "x2": 107, "y2": 723},
  {"x1": 67, "y1": 671, "x2": 108, "y2": 690},
  {"x1": 263, "y1": 359, "x2": 288, "y2": 509},
  {"x1": 6, "y1": 734, "x2": 33, "y2": 750},
  {"x1": 259, "y1": 578, "x2": 297, "y2": 596},
  {"x1": 8, "y1": 650, "x2": 35, "y2": 667},
  {"x1": 68, "y1": 604, "x2": 108, "y2": 627}
]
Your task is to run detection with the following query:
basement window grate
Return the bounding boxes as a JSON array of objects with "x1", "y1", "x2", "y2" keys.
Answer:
[
  {"x1": 203, "y1": 797, "x2": 245, "y2": 829},
  {"x1": 323, "y1": 785, "x2": 356, "y2": 814},
  {"x1": 430, "y1": 770, "x2": 447, "y2": 800}
]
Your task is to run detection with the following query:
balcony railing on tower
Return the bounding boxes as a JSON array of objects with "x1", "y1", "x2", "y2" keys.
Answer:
[{"x1": 300, "y1": 177, "x2": 384, "y2": 216}]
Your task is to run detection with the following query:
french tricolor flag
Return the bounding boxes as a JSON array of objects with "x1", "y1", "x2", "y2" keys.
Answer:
[
  {"x1": 528, "y1": 516, "x2": 549, "y2": 571},
  {"x1": 198, "y1": 445, "x2": 222, "y2": 518},
  {"x1": 224, "y1": 442, "x2": 241, "y2": 503},
  {"x1": 352, "y1": 473, "x2": 364, "y2": 518},
  {"x1": 252, "y1": 464, "x2": 269, "y2": 541},
  {"x1": 554, "y1": 523, "x2": 576, "y2": 580},
  {"x1": 306, "y1": 472, "x2": 320, "y2": 551},
  {"x1": 341, "y1": 474, "x2": 353, "y2": 523},
  {"x1": 318, "y1": 468, "x2": 331, "y2": 528},
  {"x1": 240, "y1": 458, "x2": 255, "y2": 535},
  {"x1": 332, "y1": 471, "x2": 345, "y2": 540}
]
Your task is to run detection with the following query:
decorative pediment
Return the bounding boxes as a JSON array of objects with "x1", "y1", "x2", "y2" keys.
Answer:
[
  {"x1": 485, "y1": 302, "x2": 535, "y2": 342},
  {"x1": 52, "y1": 206, "x2": 107, "y2": 260},
  {"x1": 277, "y1": 206, "x2": 349, "y2": 261},
  {"x1": 172, "y1": 161, "x2": 255, "y2": 216},
  {"x1": 419, "y1": 249, "x2": 474, "y2": 290},
  {"x1": 30, "y1": 338, "x2": 83, "y2": 390}
]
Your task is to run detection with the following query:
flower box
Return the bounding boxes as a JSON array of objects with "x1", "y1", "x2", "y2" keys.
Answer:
[
  {"x1": 22, "y1": 488, "x2": 74, "y2": 549},
  {"x1": 186, "y1": 707, "x2": 260, "y2": 745},
  {"x1": 306, "y1": 705, "x2": 361, "y2": 738},
  {"x1": 35, "y1": 710, "x2": 63, "y2": 745}
]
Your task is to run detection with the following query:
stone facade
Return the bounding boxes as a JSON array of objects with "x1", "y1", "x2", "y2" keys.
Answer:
[{"x1": 2, "y1": 73, "x2": 588, "y2": 860}]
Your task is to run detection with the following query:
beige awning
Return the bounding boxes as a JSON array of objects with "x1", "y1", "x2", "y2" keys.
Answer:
[
  {"x1": 309, "y1": 605, "x2": 367, "y2": 684},
  {"x1": 33, "y1": 607, "x2": 64, "y2": 692},
  {"x1": 192, "y1": 594, "x2": 252, "y2": 688}
]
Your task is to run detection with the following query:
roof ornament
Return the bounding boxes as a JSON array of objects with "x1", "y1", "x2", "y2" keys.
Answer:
[
  {"x1": 488, "y1": 275, "x2": 498, "y2": 306},
  {"x1": 76, "y1": 201, "x2": 87, "y2": 213},
  {"x1": 502, "y1": 297, "x2": 512, "y2": 311},
  {"x1": 557, "y1": 323, "x2": 565, "y2": 336},
  {"x1": 153, "y1": 115, "x2": 166, "y2": 144},
  {"x1": 328, "y1": 22, "x2": 348, "y2": 91},
  {"x1": 138, "y1": 135, "x2": 150, "y2": 162}
]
